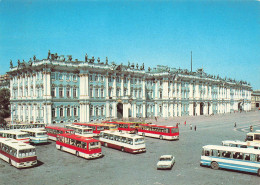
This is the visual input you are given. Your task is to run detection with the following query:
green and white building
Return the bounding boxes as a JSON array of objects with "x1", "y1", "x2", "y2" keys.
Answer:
[{"x1": 8, "y1": 52, "x2": 252, "y2": 125}]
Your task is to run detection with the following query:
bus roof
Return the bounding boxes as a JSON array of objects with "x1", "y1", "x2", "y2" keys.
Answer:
[
  {"x1": 203, "y1": 145, "x2": 260, "y2": 154},
  {"x1": 20, "y1": 129, "x2": 47, "y2": 133},
  {"x1": 45, "y1": 126, "x2": 74, "y2": 131},
  {"x1": 101, "y1": 130, "x2": 144, "y2": 139},
  {"x1": 139, "y1": 124, "x2": 177, "y2": 128},
  {"x1": 66, "y1": 125, "x2": 93, "y2": 130},
  {"x1": 0, "y1": 130, "x2": 30, "y2": 134},
  {"x1": 58, "y1": 133, "x2": 98, "y2": 143},
  {"x1": 222, "y1": 140, "x2": 260, "y2": 147},
  {"x1": 73, "y1": 123, "x2": 115, "y2": 127},
  {"x1": 0, "y1": 138, "x2": 35, "y2": 150}
]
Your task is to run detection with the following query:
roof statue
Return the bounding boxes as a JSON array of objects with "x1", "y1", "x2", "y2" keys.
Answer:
[
  {"x1": 33, "y1": 55, "x2": 36, "y2": 61},
  {"x1": 17, "y1": 59, "x2": 20, "y2": 67},
  {"x1": 55, "y1": 53, "x2": 58, "y2": 60},
  {"x1": 131, "y1": 63, "x2": 134, "y2": 69},
  {"x1": 85, "y1": 53, "x2": 88, "y2": 62},
  {"x1": 97, "y1": 57, "x2": 100, "y2": 63},
  {"x1": 67, "y1": 55, "x2": 72, "y2": 62},
  {"x1": 148, "y1": 67, "x2": 151, "y2": 72},
  {"x1": 136, "y1": 63, "x2": 139, "y2": 69},
  {"x1": 105, "y1": 57, "x2": 108, "y2": 65},
  {"x1": 128, "y1": 61, "x2": 130, "y2": 68},
  {"x1": 47, "y1": 50, "x2": 51, "y2": 59},
  {"x1": 10, "y1": 60, "x2": 13, "y2": 68}
]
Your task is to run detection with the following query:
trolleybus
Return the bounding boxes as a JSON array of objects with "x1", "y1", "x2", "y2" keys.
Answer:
[
  {"x1": 20, "y1": 129, "x2": 48, "y2": 144},
  {"x1": 137, "y1": 124, "x2": 179, "y2": 140},
  {"x1": 99, "y1": 130, "x2": 146, "y2": 154},
  {"x1": 56, "y1": 133, "x2": 103, "y2": 159},
  {"x1": 200, "y1": 145, "x2": 260, "y2": 176},
  {"x1": 0, "y1": 130, "x2": 30, "y2": 143},
  {"x1": 45, "y1": 126, "x2": 74, "y2": 141},
  {"x1": 0, "y1": 138, "x2": 37, "y2": 168}
]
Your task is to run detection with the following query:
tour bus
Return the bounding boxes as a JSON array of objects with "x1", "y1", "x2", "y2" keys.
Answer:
[
  {"x1": 245, "y1": 132, "x2": 260, "y2": 143},
  {"x1": 20, "y1": 129, "x2": 48, "y2": 144},
  {"x1": 0, "y1": 130, "x2": 30, "y2": 143},
  {"x1": 102, "y1": 121, "x2": 138, "y2": 133},
  {"x1": 73, "y1": 123, "x2": 117, "y2": 136},
  {"x1": 65, "y1": 124, "x2": 94, "y2": 138},
  {"x1": 45, "y1": 126, "x2": 74, "y2": 141},
  {"x1": 222, "y1": 140, "x2": 260, "y2": 150},
  {"x1": 200, "y1": 145, "x2": 260, "y2": 176},
  {"x1": 4, "y1": 123, "x2": 46, "y2": 130},
  {"x1": 137, "y1": 124, "x2": 179, "y2": 140},
  {"x1": 0, "y1": 138, "x2": 37, "y2": 168},
  {"x1": 56, "y1": 133, "x2": 103, "y2": 159},
  {"x1": 99, "y1": 130, "x2": 146, "y2": 154}
]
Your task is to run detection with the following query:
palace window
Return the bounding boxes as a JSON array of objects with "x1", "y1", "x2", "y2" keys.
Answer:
[
  {"x1": 67, "y1": 108, "x2": 70, "y2": 117},
  {"x1": 90, "y1": 75, "x2": 93, "y2": 81},
  {"x1": 95, "y1": 88, "x2": 98, "y2": 97},
  {"x1": 73, "y1": 88, "x2": 77, "y2": 98},
  {"x1": 101, "y1": 75, "x2": 104, "y2": 82},
  {"x1": 52, "y1": 108, "x2": 56, "y2": 117},
  {"x1": 51, "y1": 88, "x2": 55, "y2": 97},
  {"x1": 159, "y1": 91, "x2": 162, "y2": 99},
  {"x1": 90, "y1": 88, "x2": 93, "y2": 97},
  {"x1": 101, "y1": 89, "x2": 104, "y2": 97},
  {"x1": 60, "y1": 108, "x2": 63, "y2": 117},
  {"x1": 116, "y1": 89, "x2": 120, "y2": 97},
  {"x1": 66, "y1": 74, "x2": 70, "y2": 81},
  {"x1": 59, "y1": 74, "x2": 63, "y2": 80},
  {"x1": 124, "y1": 89, "x2": 127, "y2": 96},
  {"x1": 159, "y1": 106, "x2": 162, "y2": 113},
  {"x1": 108, "y1": 89, "x2": 112, "y2": 97},
  {"x1": 101, "y1": 106, "x2": 104, "y2": 116},
  {"x1": 90, "y1": 106, "x2": 93, "y2": 116},
  {"x1": 73, "y1": 75, "x2": 77, "y2": 81},
  {"x1": 96, "y1": 107, "x2": 99, "y2": 116},
  {"x1": 74, "y1": 107, "x2": 77, "y2": 116},
  {"x1": 66, "y1": 87, "x2": 70, "y2": 98},
  {"x1": 95, "y1": 75, "x2": 98, "y2": 82},
  {"x1": 59, "y1": 87, "x2": 63, "y2": 98}
]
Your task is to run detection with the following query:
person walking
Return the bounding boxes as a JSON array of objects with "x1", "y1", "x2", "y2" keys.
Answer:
[
  {"x1": 234, "y1": 122, "x2": 236, "y2": 128},
  {"x1": 155, "y1": 116, "x2": 157, "y2": 122},
  {"x1": 190, "y1": 124, "x2": 192, "y2": 130},
  {"x1": 194, "y1": 125, "x2": 196, "y2": 131},
  {"x1": 184, "y1": 121, "x2": 186, "y2": 126}
]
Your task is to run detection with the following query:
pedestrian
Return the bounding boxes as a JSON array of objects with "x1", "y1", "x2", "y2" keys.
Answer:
[
  {"x1": 155, "y1": 116, "x2": 157, "y2": 122},
  {"x1": 184, "y1": 121, "x2": 186, "y2": 126},
  {"x1": 234, "y1": 122, "x2": 236, "y2": 128},
  {"x1": 194, "y1": 125, "x2": 196, "y2": 131},
  {"x1": 190, "y1": 124, "x2": 192, "y2": 130}
]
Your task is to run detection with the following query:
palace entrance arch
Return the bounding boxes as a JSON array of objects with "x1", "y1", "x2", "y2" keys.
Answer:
[{"x1": 117, "y1": 103, "x2": 123, "y2": 119}]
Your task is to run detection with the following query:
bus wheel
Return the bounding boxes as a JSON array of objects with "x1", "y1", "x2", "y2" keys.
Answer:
[
  {"x1": 9, "y1": 159, "x2": 12, "y2": 166},
  {"x1": 159, "y1": 135, "x2": 163, "y2": 140},
  {"x1": 211, "y1": 162, "x2": 219, "y2": 170},
  {"x1": 121, "y1": 147, "x2": 125, "y2": 152},
  {"x1": 257, "y1": 169, "x2": 260, "y2": 177},
  {"x1": 104, "y1": 143, "x2": 108, "y2": 147},
  {"x1": 76, "y1": 151, "x2": 79, "y2": 157}
]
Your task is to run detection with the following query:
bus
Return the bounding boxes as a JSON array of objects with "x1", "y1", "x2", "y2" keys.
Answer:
[
  {"x1": 99, "y1": 130, "x2": 146, "y2": 154},
  {"x1": 102, "y1": 121, "x2": 138, "y2": 133},
  {"x1": 20, "y1": 129, "x2": 48, "y2": 144},
  {"x1": 222, "y1": 140, "x2": 260, "y2": 150},
  {"x1": 200, "y1": 145, "x2": 260, "y2": 176},
  {"x1": 4, "y1": 123, "x2": 46, "y2": 130},
  {"x1": 65, "y1": 124, "x2": 94, "y2": 138},
  {"x1": 45, "y1": 126, "x2": 74, "y2": 141},
  {"x1": 0, "y1": 130, "x2": 30, "y2": 143},
  {"x1": 245, "y1": 132, "x2": 260, "y2": 143},
  {"x1": 0, "y1": 138, "x2": 37, "y2": 168},
  {"x1": 56, "y1": 133, "x2": 103, "y2": 159},
  {"x1": 137, "y1": 124, "x2": 179, "y2": 140},
  {"x1": 73, "y1": 123, "x2": 117, "y2": 136}
]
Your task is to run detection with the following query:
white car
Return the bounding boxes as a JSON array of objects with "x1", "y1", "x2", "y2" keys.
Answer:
[{"x1": 157, "y1": 155, "x2": 175, "y2": 170}]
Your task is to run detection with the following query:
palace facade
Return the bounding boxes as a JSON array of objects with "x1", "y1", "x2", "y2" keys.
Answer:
[{"x1": 8, "y1": 52, "x2": 252, "y2": 124}]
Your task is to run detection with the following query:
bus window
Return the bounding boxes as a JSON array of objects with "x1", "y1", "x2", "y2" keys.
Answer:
[
  {"x1": 244, "y1": 153, "x2": 250, "y2": 161},
  {"x1": 89, "y1": 142, "x2": 100, "y2": 149},
  {"x1": 211, "y1": 149, "x2": 218, "y2": 157},
  {"x1": 233, "y1": 152, "x2": 243, "y2": 160},
  {"x1": 250, "y1": 154, "x2": 256, "y2": 162},
  {"x1": 82, "y1": 142, "x2": 87, "y2": 149},
  {"x1": 255, "y1": 134, "x2": 260, "y2": 140},
  {"x1": 222, "y1": 151, "x2": 231, "y2": 158},
  {"x1": 257, "y1": 155, "x2": 260, "y2": 162},
  {"x1": 240, "y1": 145, "x2": 247, "y2": 148},
  {"x1": 246, "y1": 135, "x2": 253, "y2": 141},
  {"x1": 204, "y1": 150, "x2": 210, "y2": 156},
  {"x1": 135, "y1": 138, "x2": 144, "y2": 145}
]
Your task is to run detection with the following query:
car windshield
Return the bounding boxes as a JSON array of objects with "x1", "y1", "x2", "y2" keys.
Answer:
[{"x1": 160, "y1": 157, "x2": 171, "y2": 161}]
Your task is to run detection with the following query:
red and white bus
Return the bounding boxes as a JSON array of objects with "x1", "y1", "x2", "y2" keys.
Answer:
[
  {"x1": 65, "y1": 124, "x2": 94, "y2": 138},
  {"x1": 99, "y1": 130, "x2": 146, "y2": 154},
  {"x1": 73, "y1": 123, "x2": 117, "y2": 136},
  {"x1": 4, "y1": 123, "x2": 46, "y2": 130},
  {"x1": 0, "y1": 130, "x2": 30, "y2": 143},
  {"x1": 0, "y1": 138, "x2": 37, "y2": 168},
  {"x1": 45, "y1": 126, "x2": 74, "y2": 141},
  {"x1": 137, "y1": 124, "x2": 179, "y2": 140},
  {"x1": 56, "y1": 133, "x2": 103, "y2": 159},
  {"x1": 102, "y1": 121, "x2": 138, "y2": 133}
]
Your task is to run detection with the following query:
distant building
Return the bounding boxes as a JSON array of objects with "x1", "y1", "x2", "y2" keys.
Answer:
[
  {"x1": 0, "y1": 74, "x2": 10, "y2": 89},
  {"x1": 251, "y1": 90, "x2": 260, "y2": 110},
  {"x1": 8, "y1": 51, "x2": 252, "y2": 125}
]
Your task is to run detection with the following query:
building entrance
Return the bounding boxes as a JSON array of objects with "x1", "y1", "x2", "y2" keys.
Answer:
[
  {"x1": 200, "y1": 102, "x2": 204, "y2": 115},
  {"x1": 117, "y1": 103, "x2": 123, "y2": 119}
]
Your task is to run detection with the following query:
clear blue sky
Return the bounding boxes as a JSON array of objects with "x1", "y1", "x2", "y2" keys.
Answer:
[{"x1": 0, "y1": 0, "x2": 259, "y2": 89}]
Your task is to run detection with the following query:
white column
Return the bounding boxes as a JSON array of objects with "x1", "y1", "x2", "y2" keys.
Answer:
[
  {"x1": 178, "y1": 83, "x2": 182, "y2": 99},
  {"x1": 162, "y1": 80, "x2": 168, "y2": 99},
  {"x1": 112, "y1": 102, "x2": 116, "y2": 118},
  {"x1": 85, "y1": 74, "x2": 89, "y2": 98},
  {"x1": 142, "y1": 79, "x2": 146, "y2": 100},
  {"x1": 33, "y1": 74, "x2": 36, "y2": 98},
  {"x1": 86, "y1": 104, "x2": 90, "y2": 122},
  {"x1": 123, "y1": 103, "x2": 128, "y2": 118},
  {"x1": 47, "y1": 104, "x2": 51, "y2": 124},
  {"x1": 113, "y1": 77, "x2": 116, "y2": 98},
  {"x1": 46, "y1": 72, "x2": 51, "y2": 97},
  {"x1": 127, "y1": 77, "x2": 131, "y2": 96},
  {"x1": 174, "y1": 103, "x2": 177, "y2": 117},
  {"x1": 121, "y1": 77, "x2": 124, "y2": 96},
  {"x1": 174, "y1": 82, "x2": 177, "y2": 98},
  {"x1": 28, "y1": 105, "x2": 31, "y2": 123},
  {"x1": 105, "y1": 76, "x2": 109, "y2": 98},
  {"x1": 27, "y1": 75, "x2": 31, "y2": 98},
  {"x1": 154, "y1": 103, "x2": 158, "y2": 117},
  {"x1": 178, "y1": 103, "x2": 182, "y2": 116},
  {"x1": 189, "y1": 83, "x2": 193, "y2": 99},
  {"x1": 155, "y1": 80, "x2": 158, "y2": 99},
  {"x1": 169, "y1": 103, "x2": 173, "y2": 117},
  {"x1": 196, "y1": 103, "x2": 200, "y2": 116},
  {"x1": 23, "y1": 105, "x2": 25, "y2": 122},
  {"x1": 142, "y1": 103, "x2": 146, "y2": 118},
  {"x1": 189, "y1": 103, "x2": 193, "y2": 116},
  {"x1": 195, "y1": 83, "x2": 199, "y2": 99},
  {"x1": 106, "y1": 102, "x2": 109, "y2": 118},
  {"x1": 22, "y1": 75, "x2": 25, "y2": 98}
]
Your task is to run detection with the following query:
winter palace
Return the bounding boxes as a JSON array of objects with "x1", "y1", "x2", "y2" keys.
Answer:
[{"x1": 8, "y1": 51, "x2": 252, "y2": 125}]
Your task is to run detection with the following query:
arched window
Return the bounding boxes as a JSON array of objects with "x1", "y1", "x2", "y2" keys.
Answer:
[
  {"x1": 67, "y1": 107, "x2": 70, "y2": 117},
  {"x1": 96, "y1": 107, "x2": 99, "y2": 116},
  {"x1": 60, "y1": 108, "x2": 63, "y2": 117},
  {"x1": 52, "y1": 108, "x2": 56, "y2": 117}
]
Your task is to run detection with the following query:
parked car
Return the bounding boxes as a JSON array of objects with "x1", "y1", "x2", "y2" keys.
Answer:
[{"x1": 157, "y1": 155, "x2": 175, "y2": 170}]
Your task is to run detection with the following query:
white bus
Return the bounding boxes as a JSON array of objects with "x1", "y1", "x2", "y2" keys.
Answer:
[
  {"x1": 245, "y1": 132, "x2": 260, "y2": 143},
  {"x1": 222, "y1": 140, "x2": 260, "y2": 150},
  {"x1": 0, "y1": 138, "x2": 37, "y2": 168},
  {"x1": 65, "y1": 125, "x2": 94, "y2": 138},
  {"x1": 20, "y1": 129, "x2": 48, "y2": 144},
  {"x1": 200, "y1": 145, "x2": 260, "y2": 176},
  {"x1": 99, "y1": 130, "x2": 146, "y2": 154},
  {"x1": 0, "y1": 130, "x2": 30, "y2": 143}
]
